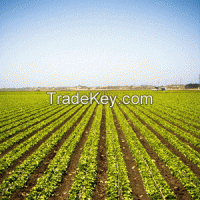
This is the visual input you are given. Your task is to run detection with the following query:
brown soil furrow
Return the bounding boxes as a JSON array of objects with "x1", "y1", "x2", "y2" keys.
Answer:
[
  {"x1": 118, "y1": 104, "x2": 192, "y2": 200},
  {"x1": 0, "y1": 105, "x2": 83, "y2": 185},
  {"x1": 9, "y1": 104, "x2": 93, "y2": 200},
  {"x1": 0, "y1": 105, "x2": 67, "y2": 144},
  {"x1": 129, "y1": 107, "x2": 200, "y2": 178},
  {"x1": 111, "y1": 108, "x2": 150, "y2": 200},
  {"x1": 138, "y1": 107, "x2": 200, "y2": 153},
  {"x1": 48, "y1": 104, "x2": 98, "y2": 200},
  {"x1": 143, "y1": 107, "x2": 200, "y2": 140},
  {"x1": 0, "y1": 105, "x2": 76, "y2": 158},
  {"x1": 92, "y1": 106, "x2": 108, "y2": 200}
]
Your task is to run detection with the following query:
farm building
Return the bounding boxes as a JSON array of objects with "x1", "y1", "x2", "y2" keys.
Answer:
[{"x1": 185, "y1": 83, "x2": 200, "y2": 89}]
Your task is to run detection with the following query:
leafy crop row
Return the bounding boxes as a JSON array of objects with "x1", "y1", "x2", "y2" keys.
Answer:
[
  {"x1": 62, "y1": 104, "x2": 102, "y2": 199},
  {"x1": 0, "y1": 104, "x2": 75, "y2": 154},
  {"x1": 143, "y1": 105, "x2": 200, "y2": 137},
  {"x1": 0, "y1": 104, "x2": 90, "y2": 199},
  {"x1": 0, "y1": 104, "x2": 65, "y2": 142},
  {"x1": 151, "y1": 104, "x2": 200, "y2": 129},
  {"x1": 118, "y1": 101, "x2": 200, "y2": 198},
  {"x1": 155, "y1": 94, "x2": 200, "y2": 120},
  {"x1": 0, "y1": 104, "x2": 62, "y2": 136},
  {"x1": 128, "y1": 104, "x2": 200, "y2": 168},
  {"x1": 105, "y1": 104, "x2": 132, "y2": 199},
  {"x1": 27, "y1": 103, "x2": 97, "y2": 200},
  {"x1": 113, "y1": 102, "x2": 176, "y2": 199},
  {"x1": 0, "y1": 97, "x2": 47, "y2": 121},
  {"x1": 0, "y1": 104, "x2": 81, "y2": 174},
  {"x1": 0, "y1": 104, "x2": 51, "y2": 129}
]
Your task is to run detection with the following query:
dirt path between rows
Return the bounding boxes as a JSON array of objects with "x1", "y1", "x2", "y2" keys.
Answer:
[
  {"x1": 143, "y1": 106, "x2": 200, "y2": 139},
  {"x1": 130, "y1": 106, "x2": 200, "y2": 179},
  {"x1": 112, "y1": 108, "x2": 150, "y2": 200},
  {"x1": 0, "y1": 105, "x2": 83, "y2": 185},
  {"x1": 118, "y1": 104, "x2": 192, "y2": 200},
  {"x1": 138, "y1": 107, "x2": 200, "y2": 153},
  {"x1": 49, "y1": 104, "x2": 98, "y2": 200},
  {"x1": 92, "y1": 106, "x2": 108, "y2": 200},
  {"x1": 9, "y1": 104, "x2": 92, "y2": 200},
  {"x1": 0, "y1": 106, "x2": 74, "y2": 158}
]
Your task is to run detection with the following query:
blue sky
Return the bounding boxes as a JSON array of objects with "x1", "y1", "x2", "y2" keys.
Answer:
[{"x1": 1, "y1": 0, "x2": 200, "y2": 87}]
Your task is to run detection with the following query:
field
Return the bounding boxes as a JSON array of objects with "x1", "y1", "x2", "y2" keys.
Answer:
[{"x1": 0, "y1": 90, "x2": 200, "y2": 200}]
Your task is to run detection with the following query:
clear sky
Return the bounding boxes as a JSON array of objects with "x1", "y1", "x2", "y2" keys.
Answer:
[{"x1": 1, "y1": 0, "x2": 200, "y2": 88}]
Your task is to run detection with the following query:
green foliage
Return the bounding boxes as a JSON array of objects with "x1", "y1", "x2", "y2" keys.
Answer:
[{"x1": 0, "y1": 104, "x2": 89, "y2": 199}]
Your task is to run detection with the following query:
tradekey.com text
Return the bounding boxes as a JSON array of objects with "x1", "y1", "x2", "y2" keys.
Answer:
[{"x1": 47, "y1": 92, "x2": 153, "y2": 107}]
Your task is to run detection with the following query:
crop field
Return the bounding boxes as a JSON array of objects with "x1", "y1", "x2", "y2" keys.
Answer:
[{"x1": 0, "y1": 90, "x2": 200, "y2": 200}]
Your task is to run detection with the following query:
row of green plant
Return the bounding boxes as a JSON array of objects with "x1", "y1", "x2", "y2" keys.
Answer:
[
  {"x1": 144, "y1": 105, "x2": 200, "y2": 146},
  {"x1": 0, "y1": 97, "x2": 47, "y2": 120},
  {"x1": 0, "y1": 103, "x2": 62, "y2": 134},
  {"x1": 154, "y1": 94, "x2": 200, "y2": 119},
  {"x1": 0, "y1": 104, "x2": 65, "y2": 142},
  {"x1": 152, "y1": 104, "x2": 200, "y2": 128},
  {"x1": 144, "y1": 104, "x2": 200, "y2": 136},
  {"x1": 105, "y1": 104, "x2": 133, "y2": 199},
  {"x1": 0, "y1": 104, "x2": 52, "y2": 129},
  {"x1": 67, "y1": 104, "x2": 102, "y2": 199},
  {"x1": 112, "y1": 102, "x2": 176, "y2": 199},
  {"x1": 0, "y1": 104, "x2": 76, "y2": 154},
  {"x1": 0, "y1": 104, "x2": 90, "y2": 199},
  {"x1": 117, "y1": 100, "x2": 200, "y2": 198},
  {"x1": 27, "y1": 103, "x2": 97, "y2": 200},
  {"x1": 0, "y1": 91, "x2": 76, "y2": 120},
  {"x1": 0, "y1": 104, "x2": 82, "y2": 174},
  {"x1": 128, "y1": 104, "x2": 200, "y2": 168}
]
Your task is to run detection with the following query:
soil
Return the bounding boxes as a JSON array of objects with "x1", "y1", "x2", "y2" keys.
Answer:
[
  {"x1": 9, "y1": 105, "x2": 91, "y2": 200},
  {"x1": 48, "y1": 104, "x2": 98, "y2": 200},
  {"x1": 1, "y1": 92, "x2": 199, "y2": 200},
  {"x1": 112, "y1": 108, "x2": 151, "y2": 200},
  {"x1": 92, "y1": 106, "x2": 108, "y2": 200},
  {"x1": 132, "y1": 106, "x2": 200, "y2": 178},
  {"x1": 0, "y1": 104, "x2": 83, "y2": 185},
  {"x1": 138, "y1": 107, "x2": 200, "y2": 153},
  {"x1": 118, "y1": 104, "x2": 192, "y2": 200},
  {"x1": 143, "y1": 106, "x2": 200, "y2": 140}
]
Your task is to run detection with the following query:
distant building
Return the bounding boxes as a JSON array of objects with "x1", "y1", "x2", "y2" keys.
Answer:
[
  {"x1": 185, "y1": 83, "x2": 200, "y2": 89},
  {"x1": 165, "y1": 84, "x2": 185, "y2": 90}
]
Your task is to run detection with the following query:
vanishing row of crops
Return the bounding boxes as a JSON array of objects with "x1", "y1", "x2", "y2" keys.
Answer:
[{"x1": 0, "y1": 90, "x2": 199, "y2": 199}]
